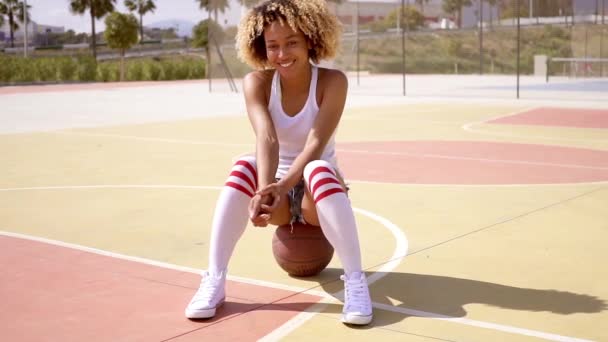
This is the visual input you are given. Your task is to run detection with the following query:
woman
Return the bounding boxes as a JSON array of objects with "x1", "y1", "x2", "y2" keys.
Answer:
[{"x1": 185, "y1": 0, "x2": 372, "y2": 325}]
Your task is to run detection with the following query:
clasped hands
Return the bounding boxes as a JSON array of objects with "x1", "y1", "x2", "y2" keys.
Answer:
[{"x1": 248, "y1": 182, "x2": 286, "y2": 227}]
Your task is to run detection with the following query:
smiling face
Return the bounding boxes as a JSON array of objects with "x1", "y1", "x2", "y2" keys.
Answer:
[{"x1": 263, "y1": 21, "x2": 311, "y2": 77}]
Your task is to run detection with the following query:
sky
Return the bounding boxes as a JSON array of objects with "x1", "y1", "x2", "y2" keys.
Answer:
[{"x1": 27, "y1": 0, "x2": 244, "y2": 33}]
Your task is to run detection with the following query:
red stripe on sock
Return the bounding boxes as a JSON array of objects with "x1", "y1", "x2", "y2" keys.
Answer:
[
  {"x1": 307, "y1": 166, "x2": 336, "y2": 191},
  {"x1": 229, "y1": 170, "x2": 256, "y2": 192},
  {"x1": 225, "y1": 181, "x2": 254, "y2": 197},
  {"x1": 314, "y1": 187, "x2": 345, "y2": 204},
  {"x1": 235, "y1": 160, "x2": 257, "y2": 188},
  {"x1": 311, "y1": 177, "x2": 341, "y2": 199}
]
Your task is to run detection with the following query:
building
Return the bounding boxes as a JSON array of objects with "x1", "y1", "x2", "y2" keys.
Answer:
[{"x1": 1, "y1": 20, "x2": 64, "y2": 46}]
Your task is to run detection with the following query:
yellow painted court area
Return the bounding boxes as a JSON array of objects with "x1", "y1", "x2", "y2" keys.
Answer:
[{"x1": 1, "y1": 85, "x2": 607, "y2": 342}]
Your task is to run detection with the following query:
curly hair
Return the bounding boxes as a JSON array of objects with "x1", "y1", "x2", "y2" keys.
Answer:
[{"x1": 235, "y1": 0, "x2": 342, "y2": 70}]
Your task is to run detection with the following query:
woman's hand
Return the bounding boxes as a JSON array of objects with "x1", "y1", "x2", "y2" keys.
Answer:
[
  {"x1": 248, "y1": 182, "x2": 287, "y2": 227},
  {"x1": 249, "y1": 193, "x2": 272, "y2": 227},
  {"x1": 256, "y1": 182, "x2": 286, "y2": 214}
]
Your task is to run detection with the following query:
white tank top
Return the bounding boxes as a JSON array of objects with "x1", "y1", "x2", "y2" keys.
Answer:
[{"x1": 268, "y1": 65, "x2": 337, "y2": 178}]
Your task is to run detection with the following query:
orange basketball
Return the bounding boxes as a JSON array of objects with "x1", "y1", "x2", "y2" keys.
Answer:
[{"x1": 272, "y1": 222, "x2": 334, "y2": 277}]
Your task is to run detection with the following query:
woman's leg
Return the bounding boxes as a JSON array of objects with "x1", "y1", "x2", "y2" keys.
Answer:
[
  {"x1": 186, "y1": 155, "x2": 257, "y2": 319},
  {"x1": 302, "y1": 160, "x2": 361, "y2": 274},
  {"x1": 302, "y1": 159, "x2": 373, "y2": 325},
  {"x1": 207, "y1": 155, "x2": 258, "y2": 274}
]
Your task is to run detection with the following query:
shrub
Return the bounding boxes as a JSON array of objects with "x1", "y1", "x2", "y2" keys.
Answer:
[
  {"x1": 77, "y1": 55, "x2": 98, "y2": 81},
  {"x1": 0, "y1": 56, "x2": 12, "y2": 82},
  {"x1": 127, "y1": 60, "x2": 145, "y2": 81},
  {"x1": 160, "y1": 60, "x2": 175, "y2": 80},
  {"x1": 97, "y1": 62, "x2": 119, "y2": 82},
  {"x1": 58, "y1": 57, "x2": 77, "y2": 81},
  {"x1": 147, "y1": 61, "x2": 162, "y2": 80},
  {"x1": 35, "y1": 58, "x2": 57, "y2": 81},
  {"x1": 174, "y1": 59, "x2": 191, "y2": 79},
  {"x1": 190, "y1": 59, "x2": 205, "y2": 79}
]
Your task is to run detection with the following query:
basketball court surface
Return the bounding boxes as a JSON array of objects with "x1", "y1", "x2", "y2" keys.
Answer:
[{"x1": 1, "y1": 75, "x2": 607, "y2": 341}]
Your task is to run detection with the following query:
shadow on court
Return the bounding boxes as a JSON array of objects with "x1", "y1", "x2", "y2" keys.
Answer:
[{"x1": 314, "y1": 269, "x2": 607, "y2": 327}]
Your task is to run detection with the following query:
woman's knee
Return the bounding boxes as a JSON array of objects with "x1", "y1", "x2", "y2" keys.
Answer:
[
  {"x1": 303, "y1": 160, "x2": 346, "y2": 204},
  {"x1": 303, "y1": 160, "x2": 335, "y2": 184},
  {"x1": 225, "y1": 155, "x2": 258, "y2": 197}
]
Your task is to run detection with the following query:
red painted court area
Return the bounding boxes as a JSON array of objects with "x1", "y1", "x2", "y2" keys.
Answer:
[
  {"x1": 488, "y1": 107, "x2": 608, "y2": 129},
  {"x1": 338, "y1": 141, "x2": 608, "y2": 185},
  {"x1": 0, "y1": 235, "x2": 322, "y2": 342}
]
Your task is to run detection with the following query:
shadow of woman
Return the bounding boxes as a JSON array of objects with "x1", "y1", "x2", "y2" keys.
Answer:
[{"x1": 316, "y1": 269, "x2": 606, "y2": 327}]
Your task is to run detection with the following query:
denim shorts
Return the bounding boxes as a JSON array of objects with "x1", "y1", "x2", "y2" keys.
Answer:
[
  {"x1": 286, "y1": 179, "x2": 307, "y2": 225},
  {"x1": 283, "y1": 177, "x2": 350, "y2": 225}
]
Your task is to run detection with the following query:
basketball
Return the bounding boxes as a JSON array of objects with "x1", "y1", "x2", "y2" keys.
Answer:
[{"x1": 272, "y1": 222, "x2": 334, "y2": 277}]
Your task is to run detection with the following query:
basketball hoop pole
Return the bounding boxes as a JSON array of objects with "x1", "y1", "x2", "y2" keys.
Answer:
[
  {"x1": 23, "y1": 0, "x2": 28, "y2": 58},
  {"x1": 516, "y1": 0, "x2": 520, "y2": 99}
]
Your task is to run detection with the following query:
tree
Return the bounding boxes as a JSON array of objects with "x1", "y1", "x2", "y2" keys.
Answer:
[
  {"x1": 104, "y1": 11, "x2": 138, "y2": 81},
  {"x1": 442, "y1": 0, "x2": 472, "y2": 28},
  {"x1": 196, "y1": 0, "x2": 229, "y2": 23},
  {"x1": 124, "y1": 0, "x2": 155, "y2": 43},
  {"x1": 236, "y1": 0, "x2": 259, "y2": 7},
  {"x1": 237, "y1": 0, "x2": 344, "y2": 10},
  {"x1": 498, "y1": 1, "x2": 529, "y2": 20},
  {"x1": 69, "y1": 0, "x2": 116, "y2": 59},
  {"x1": 0, "y1": 0, "x2": 30, "y2": 48},
  {"x1": 385, "y1": 5, "x2": 425, "y2": 31},
  {"x1": 192, "y1": 19, "x2": 224, "y2": 81}
]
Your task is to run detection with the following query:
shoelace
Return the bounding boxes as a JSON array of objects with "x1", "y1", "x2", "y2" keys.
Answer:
[
  {"x1": 193, "y1": 273, "x2": 222, "y2": 303},
  {"x1": 341, "y1": 275, "x2": 370, "y2": 311}
]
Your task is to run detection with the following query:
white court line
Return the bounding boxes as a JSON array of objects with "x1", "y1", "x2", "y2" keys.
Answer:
[
  {"x1": 463, "y1": 107, "x2": 608, "y2": 143},
  {"x1": 336, "y1": 148, "x2": 608, "y2": 171},
  {"x1": 260, "y1": 207, "x2": 409, "y2": 341},
  {"x1": 348, "y1": 178, "x2": 608, "y2": 187},
  {"x1": 53, "y1": 131, "x2": 252, "y2": 147},
  {"x1": 51, "y1": 130, "x2": 608, "y2": 171},
  {"x1": 0, "y1": 184, "x2": 406, "y2": 298},
  {"x1": 0, "y1": 185, "x2": 595, "y2": 342},
  {"x1": 344, "y1": 117, "x2": 459, "y2": 125},
  {"x1": 0, "y1": 230, "x2": 592, "y2": 342},
  {"x1": 0, "y1": 185, "x2": 221, "y2": 192}
]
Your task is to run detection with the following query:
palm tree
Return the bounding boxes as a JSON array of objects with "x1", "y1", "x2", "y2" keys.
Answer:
[
  {"x1": 236, "y1": 0, "x2": 259, "y2": 8},
  {"x1": 0, "y1": 2, "x2": 6, "y2": 33},
  {"x1": 69, "y1": 0, "x2": 116, "y2": 59},
  {"x1": 124, "y1": 0, "x2": 155, "y2": 43},
  {"x1": 196, "y1": 0, "x2": 229, "y2": 23},
  {"x1": 237, "y1": 0, "x2": 345, "y2": 10},
  {"x1": 0, "y1": 0, "x2": 30, "y2": 48}
]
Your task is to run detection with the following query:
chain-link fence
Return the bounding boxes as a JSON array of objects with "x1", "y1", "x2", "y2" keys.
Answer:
[{"x1": 204, "y1": 0, "x2": 605, "y2": 100}]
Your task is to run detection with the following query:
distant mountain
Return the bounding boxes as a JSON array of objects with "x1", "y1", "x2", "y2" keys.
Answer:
[{"x1": 147, "y1": 19, "x2": 197, "y2": 37}]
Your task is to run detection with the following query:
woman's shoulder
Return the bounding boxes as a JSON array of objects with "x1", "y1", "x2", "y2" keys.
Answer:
[
  {"x1": 317, "y1": 67, "x2": 348, "y2": 93},
  {"x1": 317, "y1": 67, "x2": 346, "y2": 80},
  {"x1": 243, "y1": 69, "x2": 275, "y2": 101},
  {"x1": 243, "y1": 69, "x2": 274, "y2": 87}
]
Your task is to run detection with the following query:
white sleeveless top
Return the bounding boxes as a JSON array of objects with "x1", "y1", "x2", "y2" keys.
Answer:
[{"x1": 268, "y1": 65, "x2": 337, "y2": 178}]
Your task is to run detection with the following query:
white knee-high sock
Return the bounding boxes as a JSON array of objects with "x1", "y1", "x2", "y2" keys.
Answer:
[
  {"x1": 303, "y1": 160, "x2": 362, "y2": 275},
  {"x1": 207, "y1": 156, "x2": 257, "y2": 274}
]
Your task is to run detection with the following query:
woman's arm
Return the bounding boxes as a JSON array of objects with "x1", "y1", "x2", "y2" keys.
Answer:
[{"x1": 243, "y1": 71, "x2": 278, "y2": 225}]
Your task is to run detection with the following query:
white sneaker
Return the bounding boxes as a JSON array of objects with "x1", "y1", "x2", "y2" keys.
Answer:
[
  {"x1": 340, "y1": 272, "x2": 373, "y2": 325},
  {"x1": 185, "y1": 270, "x2": 226, "y2": 319}
]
